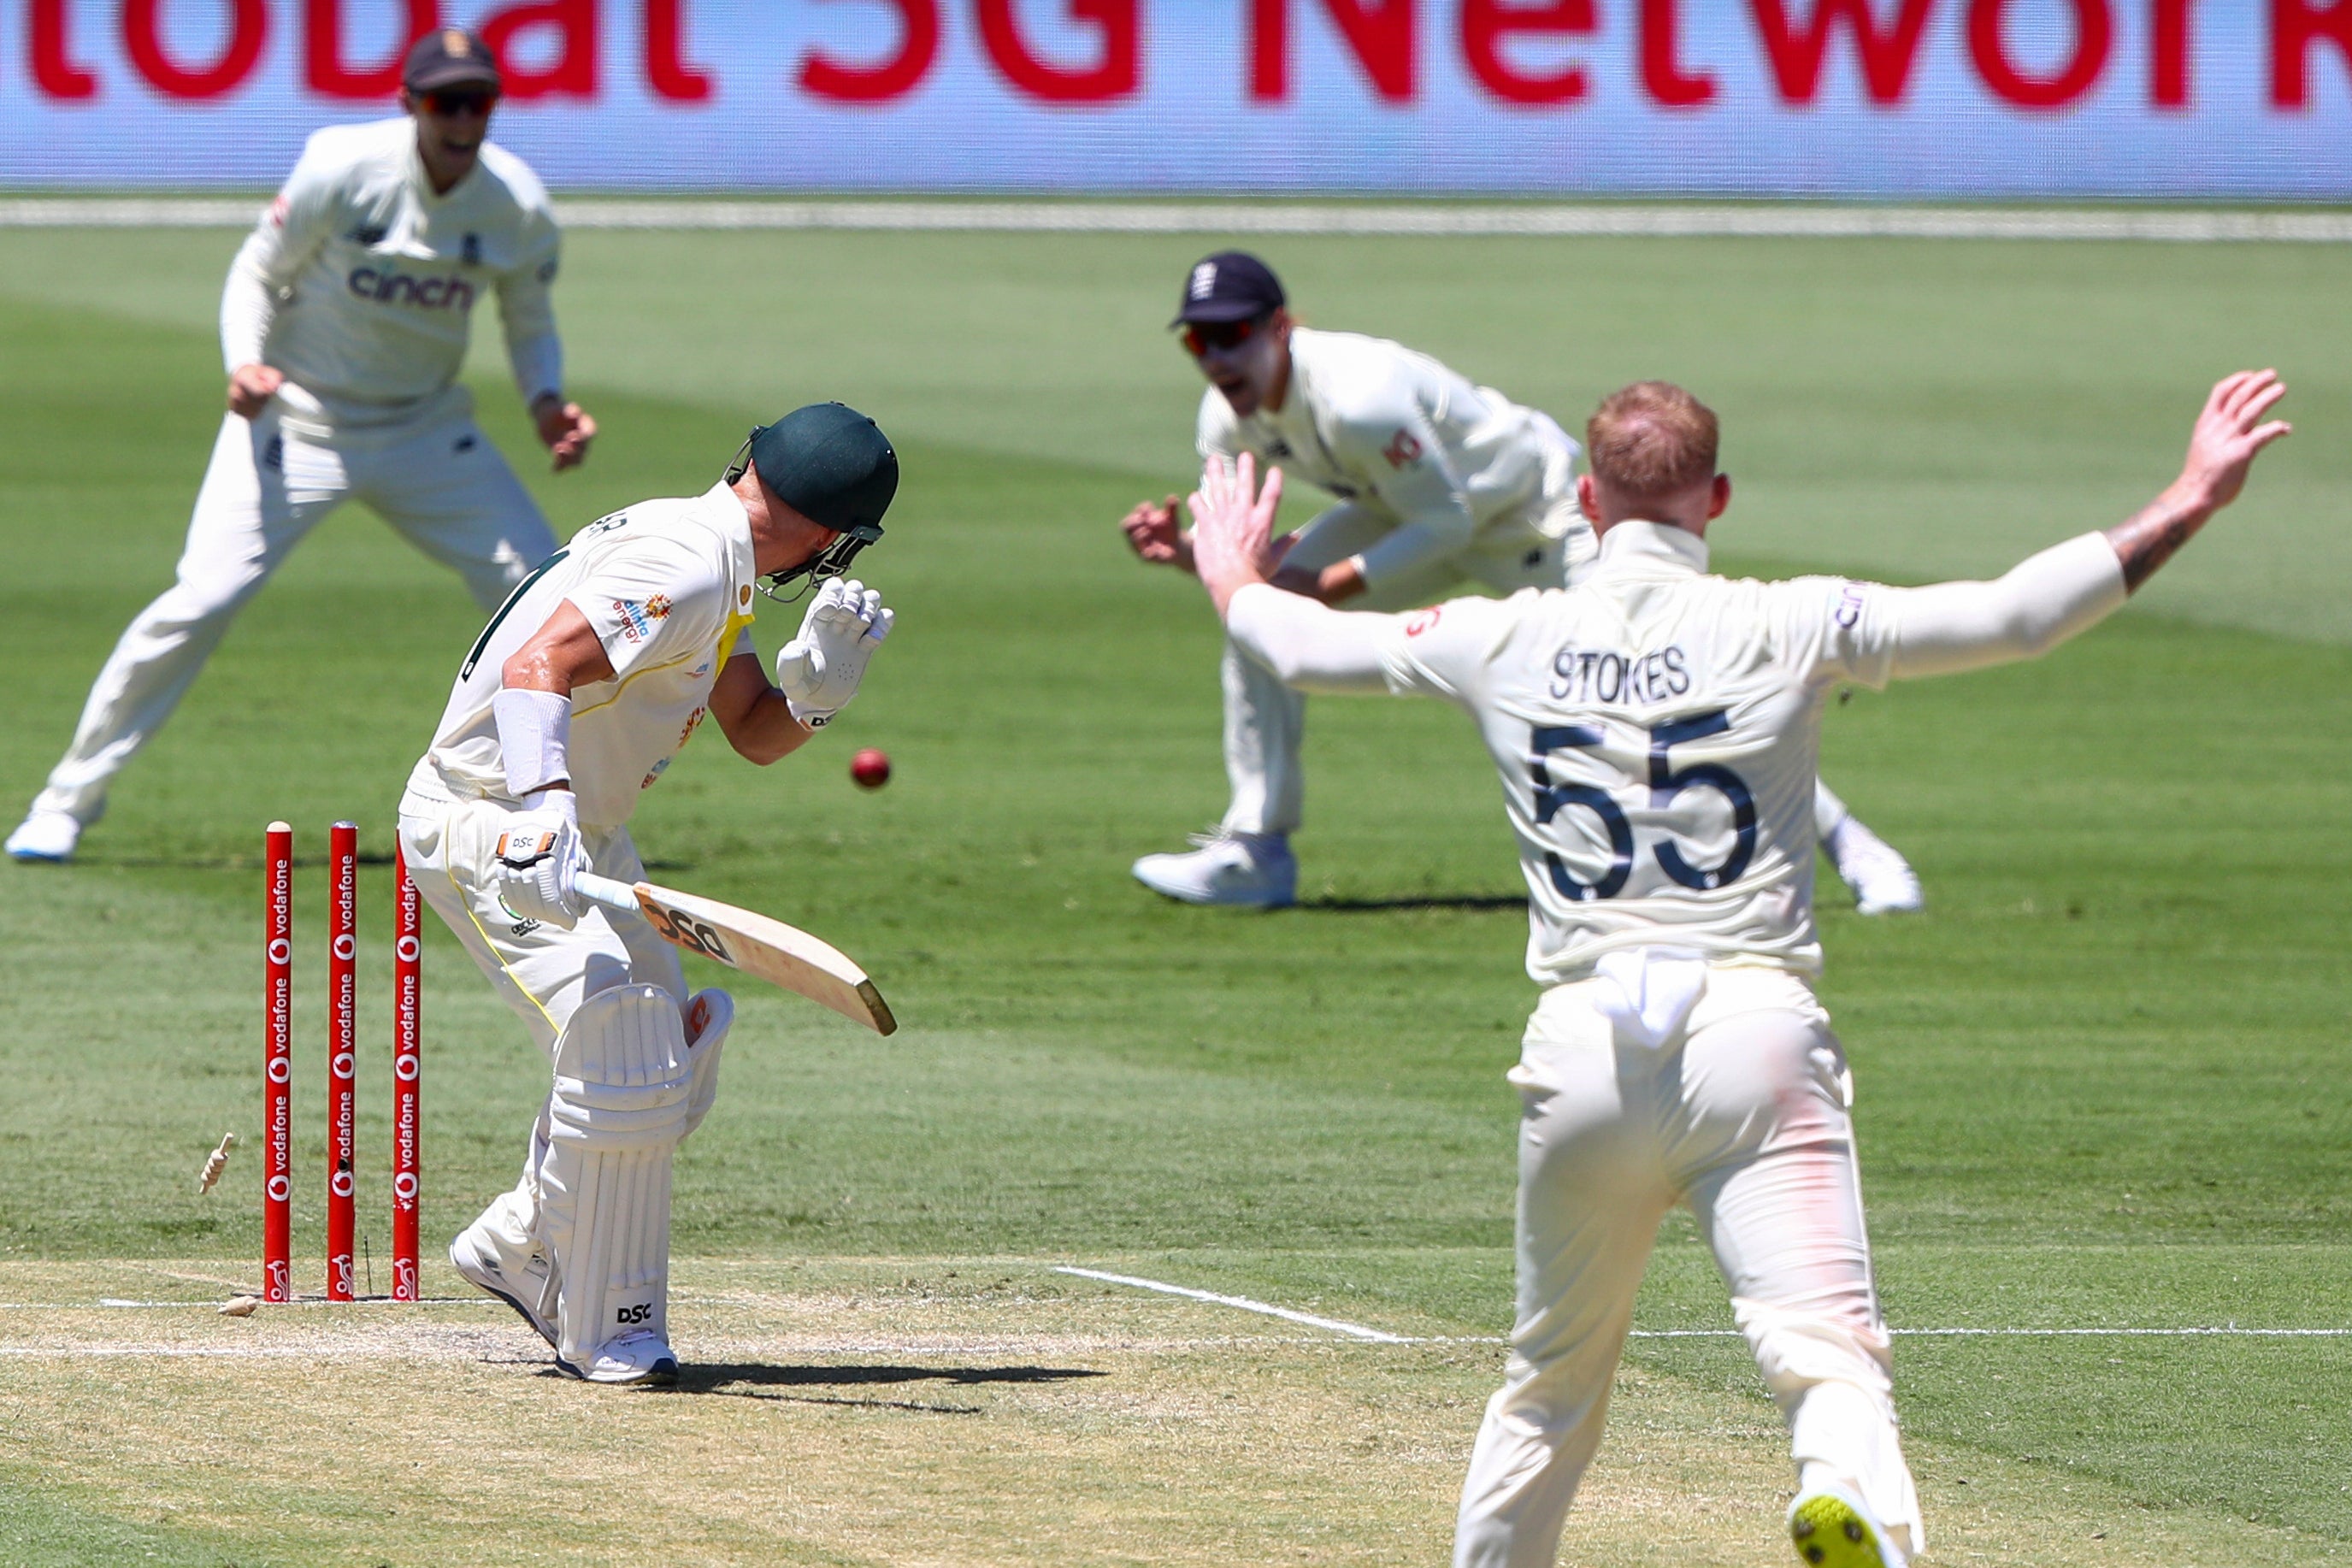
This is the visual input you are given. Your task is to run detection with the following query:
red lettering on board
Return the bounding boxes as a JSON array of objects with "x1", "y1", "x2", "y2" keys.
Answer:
[
  {"x1": 123, "y1": 0, "x2": 269, "y2": 98},
  {"x1": 801, "y1": 0, "x2": 940, "y2": 102},
  {"x1": 32, "y1": 0, "x2": 99, "y2": 99},
  {"x1": 1748, "y1": 0, "x2": 1934, "y2": 105},
  {"x1": 306, "y1": 0, "x2": 438, "y2": 100},
  {"x1": 1251, "y1": 0, "x2": 1416, "y2": 103},
  {"x1": 1641, "y1": 0, "x2": 1716, "y2": 106},
  {"x1": 645, "y1": 0, "x2": 713, "y2": 101},
  {"x1": 1968, "y1": 0, "x2": 2111, "y2": 109},
  {"x1": 480, "y1": 0, "x2": 598, "y2": 99},
  {"x1": 977, "y1": 0, "x2": 1141, "y2": 102},
  {"x1": 2272, "y1": 0, "x2": 2352, "y2": 108},
  {"x1": 2151, "y1": 0, "x2": 2195, "y2": 107},
  {"x1": 1461, "y1": 0, "x2": 1596, "y2": 106}
]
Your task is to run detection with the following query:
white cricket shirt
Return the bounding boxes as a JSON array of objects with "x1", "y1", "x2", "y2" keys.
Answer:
[
  {"x1": 409, "y1": 483, "x2": 759, "y2": 831},
  {"x1": 1197, "y1": 327, "x2": 1580, "y2": 587},
  {"x1": 221, "y1": 117, "x2": 562, "y2": 434},
  {"x1": 1376, "y1": 520, "x2": 1918, "y2": 982}
]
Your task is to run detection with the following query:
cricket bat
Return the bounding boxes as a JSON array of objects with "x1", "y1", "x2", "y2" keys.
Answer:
[{"x1": 575, "y1": 872, "x2": 897, "y2": 1035}]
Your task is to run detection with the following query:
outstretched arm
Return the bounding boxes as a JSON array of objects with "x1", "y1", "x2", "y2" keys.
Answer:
[
  {"x1": 1190, "y1": 454, "x2": 1396, "y2": 693},
  {"x1": 1867, "y1": 370, "x2": 2290, "y2": 682}
]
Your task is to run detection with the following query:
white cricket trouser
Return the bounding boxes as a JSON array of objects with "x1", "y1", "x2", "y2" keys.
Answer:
[
  {"x1": 1221, "y1": 491, "x2": 1589, "y2": 836},
  {"x1": 1453, "y1": 967, "x2": 1924, "y2": 1568},
  {"x1": 32, "y1": 401, "x2": 555, "y2": 823},
  {"x1": 396, "y1": 790, "x2": 688, "y2": 1242}
]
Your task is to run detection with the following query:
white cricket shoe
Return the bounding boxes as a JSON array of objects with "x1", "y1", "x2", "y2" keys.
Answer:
[
  {"x1": 1824, "y1": 816, "x2": 1923, "y2": 916},
  {"x1": 560, "y1": 1329, "x2": 679, "y2": 1387},
  {"x1": 1132, "y1": 830, "x2": 1296, "y2": 909},
  {"x1": 5, "y1": 809, "x2": 80, "y2": 863},
  {"x1": 1788, "y1": 1482, "x2": 1909, "y2": 1568},
  {"x1": 450, "y1": 1196, "x2": 557, "y2": 1348}
]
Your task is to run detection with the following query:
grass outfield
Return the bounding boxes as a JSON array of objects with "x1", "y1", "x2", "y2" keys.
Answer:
[{"x1": 0, "y1": 224, "x2": 2347, "y2": 1563}]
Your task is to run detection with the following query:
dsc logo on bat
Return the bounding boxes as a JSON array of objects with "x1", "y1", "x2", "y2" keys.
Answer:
[{"x1": 647, "y1": 901, "x2": 734, "y2": 966}]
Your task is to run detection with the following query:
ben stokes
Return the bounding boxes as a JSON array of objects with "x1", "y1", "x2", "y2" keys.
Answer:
[
  {"x1": 399, "y1": 404, "x2": 897, "y2": 1383},
  {"x1": 1121, "y1": 251, "x2": 1919, "y2": 916},
  {"x1": 1182, "y1": 374, "x2": 2288, "y2": 1565},
  {"x1": 8, "y1": 28, "x2": 595, "y2": 863}
]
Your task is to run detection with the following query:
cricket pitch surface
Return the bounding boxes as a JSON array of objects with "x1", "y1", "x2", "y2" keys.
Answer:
[{"x1": 0, "y1": 1257, "x2": 2325, "y2": 1565}]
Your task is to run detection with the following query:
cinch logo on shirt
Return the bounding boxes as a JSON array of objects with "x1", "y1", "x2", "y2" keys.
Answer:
[{"x1": 346, "y1": 268, "x2": 476, "y2": 312}]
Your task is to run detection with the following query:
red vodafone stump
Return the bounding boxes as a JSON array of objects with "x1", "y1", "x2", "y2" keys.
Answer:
[
  {"x1": 262, "y1": 822, "x2": 294, "y2": 1303},
  {"x1": 391, "y1": 847, "x2": 422, "y2": 1301},
  {"x1": 326, "y1": 822, "x2": 358, "y2": 1301}
]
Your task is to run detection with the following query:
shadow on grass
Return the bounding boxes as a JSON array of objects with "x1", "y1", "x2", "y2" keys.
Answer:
[
  {"x1": 1299, "y1": 894, "x2": 1528, "y2": 913},
  {"x1": 672, "y1": 1361, "x2": 1107, "y2": 1414}
]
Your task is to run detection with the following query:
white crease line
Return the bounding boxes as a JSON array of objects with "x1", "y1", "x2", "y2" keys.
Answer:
[
  {"x1": 1059, "y1": 1270, "x2": 2351, "y2": 1345},
  {"x1": 89, "y1": 1296, "x2": 480, "y2": 1309},
  {"x1": 1056, "y1": 1266, "x2": 1415, "y2": 1343},
  {"x1": 2, "y1": 197, "x2": 2350, "y2": 244}
]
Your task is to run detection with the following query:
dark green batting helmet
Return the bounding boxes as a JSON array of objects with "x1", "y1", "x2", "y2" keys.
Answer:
[{"x1": 725, "y1": 402, "x2": 899, "y2": 599}]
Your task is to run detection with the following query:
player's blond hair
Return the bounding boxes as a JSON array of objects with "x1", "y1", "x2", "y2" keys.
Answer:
[{"x1": 1586, "y1": 381, "x2": 1719, "y2": 498}]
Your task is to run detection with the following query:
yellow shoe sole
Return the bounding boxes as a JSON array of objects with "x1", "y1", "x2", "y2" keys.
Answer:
[{"x1": 1789, "y1": 1491, "x2": 1894, "y2": 1568}]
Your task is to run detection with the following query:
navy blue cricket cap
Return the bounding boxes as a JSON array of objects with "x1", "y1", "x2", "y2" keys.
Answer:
[
  {"x1": 1171, "y1": 251, "x2": 1286, "y2": 327},
  {"x1": 746, "y1": 403, "x2": 899, "y2": 535},
  {"x1": 404, "y1": 28, "x2": 500, "y2": 92}
]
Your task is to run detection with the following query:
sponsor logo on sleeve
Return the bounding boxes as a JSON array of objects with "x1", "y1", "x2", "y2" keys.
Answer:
[
  {"x1": 611, "y1": 598, "x2": 655, "y2": 643},
  {"x1": 1382, "y1": 428, "x2": 1424, "y2": 469},
  {"x1": 1405, "y1": 608, "x2": 1441, "y2": 637}
]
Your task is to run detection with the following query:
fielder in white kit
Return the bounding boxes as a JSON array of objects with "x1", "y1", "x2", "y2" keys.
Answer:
[
  {"x1": 1121, "y1": 251, "x2": 1919, "y2": 916},
  {"x1": 1182, "y1": 372, "x2": 2289, "y2": 1565},
  {"x1": 8, "y1": 29, "x2": 596, "y2": 863},
  {"x1": 398, "y1": 404, "x2": 899, "y2": 1384}
]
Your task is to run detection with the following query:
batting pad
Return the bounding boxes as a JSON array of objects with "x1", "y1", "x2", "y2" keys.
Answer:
[{"x1": 539, "y1": 984, "x2": 693, "y2": 1371}]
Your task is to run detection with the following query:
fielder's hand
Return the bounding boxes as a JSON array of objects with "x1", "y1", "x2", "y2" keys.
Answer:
[
  {"x1": 227, "y1": 363, "x2": 285, "y2": 421},
  {"x1": 532, "y1": 395, "x2": 598, "y2": 472},
  {"x1": 2176, "y1": 368, "x2": 2290, "y2": 515},
  {"x1": 493, "y1": 795, "x2": 588, "y2": 929},
  {"x1": 1187, "y1": 453, "x2": 1285, "y2": 616},
  {"x1": 1120, "y1": 495, "x2": 1196, "y2": 574},
  {"x1": 774, "y1": 578, "x2": 893, "y2": 729}
]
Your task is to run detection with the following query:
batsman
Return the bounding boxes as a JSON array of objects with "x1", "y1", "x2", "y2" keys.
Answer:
[{"x1": 397, "y1": 404, "x2": 899, "y2": 1384}]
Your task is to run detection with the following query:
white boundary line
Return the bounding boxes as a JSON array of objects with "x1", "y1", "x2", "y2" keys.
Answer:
[
  {"x1": 1062, "y1": 1267, "x2": 2352, "y2": 1345},
  {"x1": 3, "y1": 197, "x2": 2352, "y2": 244}
]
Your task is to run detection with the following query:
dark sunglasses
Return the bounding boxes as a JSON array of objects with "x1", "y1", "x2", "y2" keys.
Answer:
[
  {"x1": 421, "y1": 88, "x2": 499, "y2": 117},
  {"x1": 1180, "y1": 316, "x2": 1265, "y2": 357}
]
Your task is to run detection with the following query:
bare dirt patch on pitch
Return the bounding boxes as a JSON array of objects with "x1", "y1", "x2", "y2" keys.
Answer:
[{"x1": 0, "y1": 1258, "x2": 2333, "y2": 1565}]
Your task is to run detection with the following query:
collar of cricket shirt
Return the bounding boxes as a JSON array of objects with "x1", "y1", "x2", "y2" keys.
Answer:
[
  {"x1": 1594, "y1": 518, "x2": 1712, "y2": 578},
  {"x1": 700, "y1": 481, "x2": 759, "y2": 616}
]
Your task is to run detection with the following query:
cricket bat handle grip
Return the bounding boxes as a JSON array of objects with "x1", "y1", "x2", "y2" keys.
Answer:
[{"x1": 575, "y1": 872, "x2": 643, "y2": 917}]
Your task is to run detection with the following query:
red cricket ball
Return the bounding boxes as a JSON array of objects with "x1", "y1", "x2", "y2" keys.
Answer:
[{"x1": 850, "y1": 747, "x2": 892, "y2": 790}]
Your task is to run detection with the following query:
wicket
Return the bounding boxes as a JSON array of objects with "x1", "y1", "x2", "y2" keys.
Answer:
[{"x1": 262, "y1": 822, "x2": 421, "y2": 1304}]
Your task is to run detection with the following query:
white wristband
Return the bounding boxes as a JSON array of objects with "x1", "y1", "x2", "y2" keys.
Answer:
[{"x1": 493, "y1": 687, "x2": 573, "y2": 799}]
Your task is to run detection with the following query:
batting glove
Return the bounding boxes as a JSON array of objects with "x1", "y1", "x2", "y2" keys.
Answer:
[
  {"x1": 493, "y1": 793, "x2": 588, "y2": 930},
  {"x1": 774, "y1": 578, "x2": 893, "y2": 728}
]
